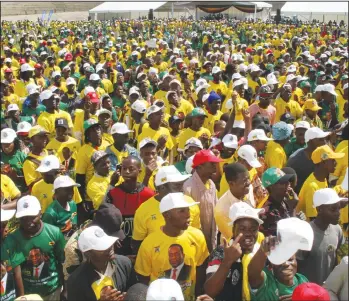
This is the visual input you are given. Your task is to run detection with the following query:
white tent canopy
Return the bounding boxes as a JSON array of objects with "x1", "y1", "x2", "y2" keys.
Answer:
[
  {"x1": 89, "y1": 2, "x2": 166, "y2": 13},
  {"x1": 251, "y1": 2, "x2": 272, "y2": 9},
  {"x1": 281, "y1": 2, "x2": 348, "y2": 13}
]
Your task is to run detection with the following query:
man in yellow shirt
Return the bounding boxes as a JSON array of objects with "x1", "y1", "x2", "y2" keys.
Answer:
[
  {"x1": 203, "y1": 91, "x2": 223, "y2": 134},
  {"x1": 298, "y1": 145, "x2": 345, "y2": 220},
  {"x1": 274, "y1": 84, "x2": 303, "y2": 122},
  {"x1": 1, "y1": 174, "x2": 21, "y2": 210},
  {"x1": 208, "y1": 66, "x2": 228, "y2": 102},
  {"x1": 134, "y1": 192, "x2": 209, "y2": 300},
  {"x1": 37, "y1": 90, "x2": 60, "y2": 138}
]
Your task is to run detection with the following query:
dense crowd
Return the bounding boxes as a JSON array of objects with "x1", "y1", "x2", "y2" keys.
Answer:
[{"x1": 0, "y1": 17, "x2": 348, "y2": 301}]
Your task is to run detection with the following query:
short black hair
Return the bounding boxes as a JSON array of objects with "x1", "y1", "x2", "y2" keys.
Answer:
[
  {"x1": 122, "y1": 155, "x2": 141, "y2": 166},
  {"x1": 124, "y1": 283, "x2": 148, "y2": 301},
  {"x1": 224, "y1": 163, "x2": 248, "y2": 182}
]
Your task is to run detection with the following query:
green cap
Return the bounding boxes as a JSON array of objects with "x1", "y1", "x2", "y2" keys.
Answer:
[
  {"x1": 266, "y1": 64, "x2": 274, "y2": 71},
  {"x1": 300, "y1": 81, "x2": 311, "y2": 88},
  {"x1": 190, "y1": 107, "x2": 207, "y2": 118},
  {"x1": 341, "y1": 74, "x2": 348, "y2": 80},
  {"x1": 83, "y1": 119, "x2": 100, "y2": 132},
  {"x1": 159, "y1": 71, "x2": 168, "y2": 80},
  {"x1": 262, "y1": 167, "x2": 293, "y2": 188},
  {"x1": 85, "y1": 66, "x2": 95, "y2": 73}
]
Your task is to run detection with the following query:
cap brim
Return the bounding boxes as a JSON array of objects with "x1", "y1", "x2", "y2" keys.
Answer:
[
  {"x1": 248, "y1": 158, "x2": 262, "y2": 168},
  {"x1": 16, "y1": 209, "x2": 40, "y2": 218},
  {"x1": 223, "y1": 142, "x2": 238, "y2": 149},
  {"x1": 228, "y1": 210, "x2": 265, "y2": 226},
  {"x1": 110, "y1": 228, "x2": 126, "y2": 240},
  {"x1": 330, "y1": 153, "x2": 345, "y2": 160},
  {"x1": 112, "y1": 130, "x2": 134, "y2": 135},
  {"x1": 268, "y1": 242, "x2": 299, "y2": 265},
  {"x1": 1, "y1": 137, "x2": 16, "y2": 144},
  {"x1": 276, "y1": 174, "x2": 294, "y2": 185},
  {"x1": 1, "y1": 209, "x2": 16, "y2": 222},
  {"x1": 94, "y1": 235, "x2": 118, "y2": 251}
]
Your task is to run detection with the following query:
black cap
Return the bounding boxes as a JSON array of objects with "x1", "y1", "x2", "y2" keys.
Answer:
[
  {"x1": 280, "y1": 113, "x2": 295, "y2": 123},
  {"x1": 55, "y1": 118, "x2": 69, "y2": 129},
  {"x1": 92, "y1": 203, "x2": 125, "y2": 240},
  {"x1": 169, "y1": 116, "x2": 183, "y2": 124}
]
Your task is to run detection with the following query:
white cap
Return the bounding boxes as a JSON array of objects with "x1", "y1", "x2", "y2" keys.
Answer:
[
  {"x1": 286, "y1": 74, "x2": 296, "y2": 82},
  {"x1": 97, "y1": 108, "x2": 112, "y2": 118},
  {"x1": 248, "y1": 129, "x2": 272, "y2": 142},
  {"x1": 53, "y1": 175, "x2": 80, "y2": 190},
  {"x1": 146, "y1": 279, "x2": 184, "y2": 301},
  {"x1": 129, "y1": 87, "x2": 140, "y2": 96},
  {"x1": 304, "y1": 127, "x2": 330, "y2": 143},
  {"x1": 7, "y1": 104, "x2": 19, "y2": 112},
  {"x1": 51, "y1": 71, "x2": 61, "y2": 78},
  {"x1": 237, "y1": 145, "x2": 262, "y2": 168},
  {"x1": 4, "y1": 58, "x2": 12, "y2": 63},
  {"x1": 233, "y1": 120, "x2": 246, "y2": 129},
  {"x1": 232, "y1": 73, "x2": 242, "y2": 80},
  {"x1": 1, "y1": 208, "x2": 16, "y2": 222},
  {"x1": 166, "y1": 90, "x2": 177, "y2": 100},
  {"x1": 40, "y1": 90, "x2": 53, "y2": 101},
  {"x1": 185, "y1": 155, "x2": 195, "y2": 174},
  {"x1": 195, "y1": 78, "x2": 210, "y2": 94},
  {"x1": 17, "y1": 121, "x2": 32, "y2": 133},
  {"x1": 233, "y1": 79, "x2": 244, "y2": 89},
  {"x1": 267, "y1": 73, "x2": 279, "y2": 85},
  {"x1": 89, "y1": 73, "x2": 100, "y2": 81},
  {"x1": 1, "y1": 128, "x2": 17, "y2": 143},
  {"x1": 222, "y1": 134, "x2": 238, "y2": 149},
  {"x1": 16, "y1": 195, "x2": 41, "y2": 218},
  {"x1": 185, "y1": 137, "x2": 203, "y2": 151},
  {"x1": 174, "y1": 58, "x2": 183, "y2": 64},
  {"x1": 250, "y1": 65, "x2": 261, "y2": 72},
  {"x1": 323, "y1": 83, "x2": 338, "y2": 96},
  {"x1": 36, "y1": 155, "x2": 60, "y2": 172},
  {"x1": 228, "y1": 202, "x2": 264, "y2": 226},
  {"x1": 341, "y1": 168, "x2": 348, "y2": 191},
  {"x1": 314, "y1": 85, "x2": 324, "y2": 92},
  {"x1": 83, "y1": 63, "x2": 91, "y2": 69},
  {"x1": 20, "y1": 63, "x2": 34, "y2": 72},
  {"x1": 313, "y1": 188, "x2": 347, "y2": 208},
  {"x1": 28, "y1": 86, "x2": 40, "y2": 95},
  {"x1": 343, "y1": 83, "x2": 349, "y2": 91},
  {"x1": 131, "y1": 100, "x2": 147, "y2": 114},
  {"x1": 239, "y1": 64, "x2": 248, "y2": 72},
  {"x1": 149, "y1": 67, "x2": 158, "y2": 75},
  {"x1": 139, "y1": 138, "x2": 157, "y2": 149},
  {"x1": 155, "y1": 166, "x2": 190, "y2": 186},
  {"x1": 137, "y1": 72, "x2": 146, "y2": 80},
  {"x1": 268, "y1": 217, "x2": 314, "y2": 265},
  {"x1": 78, "y1": 226, "x2": 118, "y2": 253},
  {"x1": 66, "y1": 77, "x2": 76, "y2": 86},
  {"x1": 159, "y1": 192, "x2": 199, "y2": 213},
  {"x1": 146, "y1": 105, "x2": 162, "y2": 118},
  {"x1": 84, "y1": 86, "x2": 95, "y2": 96},
  {"x1": 287, "y1": 65, "x2": 297, "y2": 73},
  {"x1": 212, "y1": 66, "x2": 221, "y2": 74},
  {"x1": 131, "y1": 51, "x2": 139, "y2": 56},
  {"x1": 111, "y1": 122, "x2": 133, "y2": 135},
  {"x1": 295, "y1": 120, "x2": 310, "y2": 130}
]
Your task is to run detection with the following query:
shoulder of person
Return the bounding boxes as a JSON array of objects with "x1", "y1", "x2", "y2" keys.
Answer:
[
  {"x1": 42, "y1": 222, "x2": 63, "y2": 238},
  {"x1": 115, "y1": 254, "x2": 132, "y2": 272}
]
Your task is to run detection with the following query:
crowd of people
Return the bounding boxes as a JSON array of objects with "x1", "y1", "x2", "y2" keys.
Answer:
[{"x1": 0, "y1": 16, "x2": 348, "y2": 301}]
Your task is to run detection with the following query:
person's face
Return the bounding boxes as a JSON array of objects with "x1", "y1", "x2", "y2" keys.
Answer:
[
  {"x1": 29, "y1": 248, "x2": 44, "y2": 267},
  {"x1": 42, "y1": 170, "x2": 58, "y2": 184},
  {"x1": 129, "y1": 94, "x2": 139, "y2": 103},
  {"x1": 56, "y1": 126, "x2": 68, "y2": 140},
  {"x1": 184, "y1": 146, "x2": 201, "y2": 158},
  {"x1": 54, "y1": 75, "x2": 61, "y2": 84},
  {"x1": 55, "y1": 186, "x2": 74, "y2": 203},
  {"x1": 210, "y1": 99, "x2": 221, "y2": 112},
  {"x1": 295, "y1": 128, "x2": 307, "y2": 145},
  {"x1": 121, "y1": 158, "x2": 140, "y2": 181},
  {"x1": 48, "y1": 58, "x2": 54, "y2": 66},
  {"x1": 323, "y1": 158, "x2": 337, "y2": 174},
  {"x1": 259, "y1": 94, "x2": 272, "y2": 107},
  {"x1": 191, "y1": 116, "x2": 205, "y2": 129},
  {"x1": 233, "y1": 218, "x2": 259, "y2": 253},
  {"x1": 169, "y1": 93, "x2": 179, "y2": 107},
  {"x1": 44, "y1": 96, "x2": 56, "y2": 110},
  {"x1": 98, "y1": 113, "x2": 111, "y2": 128},
  {"x1": 88, "y1": 125, "x2": 102, "y2": 146},
  {"x1": 31, "y1": 134, "x2": 48, "y2": 149},
  {"x1": 19, "y1": 214, "x2": 41, "y2": 235},
  {"x1": 86, "y1": 245, "x2": 116, "y2": 266},
  {"x1": 90, "y1": 80, "x2": 100, "y2": 89},
  {"x1": 269, "y1": 181, "x2": 289, "y2": 200},
  {"x1": 305, "y1": 109, "x2": 318, "y2": 119},
  {"x1": 198, "y1": 162, "x2": 217, "y2": 179},
  {"x1": 281, "y1": 87, "x2": 292, "y2": 101},
  {"x1": 67, "y1": 84, "x2": 75, "y2": 93},
  {"x1": 95, "y1": 156, "x2": 111, "y2": 177},
  {"x1": 168, "y1": 245, "x2": 184, "y2": 268},
  {"x1": 1, "y1": 142, "x2": 15, "y2": 154},
  {"x1": 252, "y1": 140, "x2": 267, "y2": 152},
  {"x1": 140, "y1": 146, "x2": 157, "y2": 164},
  {"x1": 271, "y1": 255, "x2": 297, "y2": 285},
  {"x1": 149, "y1": 109, "x2": 164, "y2": 126},
  {"x1": 235, "y1": 85, "x2": 245, "y2": 98},
  {"x1": 113, "y1": 133, "x2": 129, "y2": 146},
  {"x1": 165, "y1": 207, "x2": 191, "y2": 230},
  {"x1": 318, "y1": 202, "x2": 341, "y2": 225},
  {"x1": 228, "y1": 171, "x2": 250, "y2": 199}
]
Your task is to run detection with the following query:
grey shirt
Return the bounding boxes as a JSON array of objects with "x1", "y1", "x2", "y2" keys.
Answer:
[
  {"x1": 287, "y1": 148, "x2": 314, "y2": 193},
  {"x1": 297, "y1": 221, "x2": 344, "y2": 285},
  {"x1": 324, "y1": 256, "x2": 348, "y2": 301}
]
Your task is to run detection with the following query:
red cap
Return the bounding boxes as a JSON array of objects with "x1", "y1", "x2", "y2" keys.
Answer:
[
  {"x1": 65, "y1": 53, "x2": 73, "y2": 61},
  {"x1": 4, "y1": 68, "x2": 13, "y2": 73},
  {"x1": 19, "y1": 58, "x2": 26, "y2": 65},
  {"x1": 192, "y1": 150, "x2": 222, "y2": 168},
  {"x1": 266, "y1": 49, "x2": 273, "y2": 54},
  {"x1": 42, "y1": 41, "x2": 47, "y2": 46},
  {"x1": 292, "y1": 283, "x2": 330, "y2": 301},
  {"x1": 246, "y1": 48, "x2": 253, "y2": 53},
  {"x1": 86, "y1": 92, "x2": 100, "y2": 103},
  {"x1": 34, "y1": 63, "x2": 42, "y2": 69}
]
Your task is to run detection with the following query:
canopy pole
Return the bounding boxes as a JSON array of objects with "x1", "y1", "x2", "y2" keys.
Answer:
[
  {"x1": 172, "y1": 2, "x2": 174, "y2": 18},
  {"x1": 254, "y1": 4, "x2": 257, "y2": 21}
]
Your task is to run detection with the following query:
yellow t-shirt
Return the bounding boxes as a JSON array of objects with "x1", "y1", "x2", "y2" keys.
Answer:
[
  {"x1": 265, "y1": 140, "x2": 287, "y2": 169},
  {"x1": 46, "y1": 137, "x2": 81, "y2": 162},
  {"x1": 73, "y1": 109, "x2": 98, "y2": 142},
  {"x1": 134, "y1": 226, "x2": 209, "y2": 301},
  {"x1": 208, "y1": 81, "x2": 228, "y2": 97},
  {"x1": 3, "y1": 94, "x2": 22, "y2": 110},
  {"x1": 31, "y1": 179, "x2": 82, "y2": 212},
  {"x1": 177, "y1": 127, "x2": 211, "y2": 151},
  {"x1": 274, "y1": 97, "x2": 303, "y2": 122},
  {"x1": 86, "y1": 172, "x2": 112, "y2": 209},
  {"x1": 132, "y1": 196, "x2": 201, "y2": 241},
  {"x1": 247, "y1": 77, "x2": 267, "y2": 95},
  {"x1": 154, "y1": 90, "x2": 167, "y2": 103},
  {"x1": 37, "y1": 111, "x2": 61, "y2": 139},
  {"x1": 23, "y1": 150, "x2": 53, "y2": 186},
  {"x1": 165, "y1": 99, "x2": 195, "y2": 118},
  {"x1": 138, "y1": 126, "x2": 174, "y2": 150},
  {"x1": 13, "y1": 79, "x2": 34, "y2": 98},
  {"x1": 103, "y1": 133, "x2": 114, "y2": 146},
  {"x1": 335, "y1": 89, "x2": 347, "y2": 123},
  {"x1": 203, "y1": 111, "x2": 223, "y2": 134},
  {"x1": 297, "y1": 173, "x2": 328, "y2": 219},
  {"x1": 101, "y1": 78, "x2": 114, "y2": 94},
  {"x1": 333, "y1": 141, "x2": 348, "y2": 185},
  {"x1": 1, "y1": 174, "x2": 20, "y2": 200}
]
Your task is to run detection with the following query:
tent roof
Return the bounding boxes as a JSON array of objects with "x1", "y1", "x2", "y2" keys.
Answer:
[
  {"x1": 89, "y1": 2, "x2": 166, "y2": 13},
  {"x1": 281, "y1": 2, "x2": 348, "y2": 13},
  {"x1": 251, "y1": 2, "x2": 272, "y2": 9}
]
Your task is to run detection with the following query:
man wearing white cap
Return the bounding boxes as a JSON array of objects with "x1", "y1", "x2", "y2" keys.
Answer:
[
  {"x1": 6, "y1": 195, "x2": 66, "y2": 300},
  {"x1": 135, "y1": 192, "x2": 208, "y2": 300},
  {"x1": 174, "y1": 137, "x2": 203, "y2": 175},
  {"x1": 318, "y1": 83, "x2": 339, "y2": 130},
  {"x1": 297, "y1": 188, "x2": 346, "y2": 285},
  {"x1": 284, "y1": 120, "x2": 310, "y2": 158},
  {"x1": 4, "y1": 103, "x2": 34, "y2": 132},
  {"x1": 14, "y1": 64, "x2": 35, "y2": 98}
]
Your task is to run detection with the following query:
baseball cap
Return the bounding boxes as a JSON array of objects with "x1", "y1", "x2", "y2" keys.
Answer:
[
  {"x1": 40, "y1": 90, "x2": 53, "y2": 101},
  {"x1": 146, "y1": 279, "x2": 184, "y2": 301},
  {"x1": 53, "y1": 175, "x2": 80, "y2": 190},
  {"x1": 28, "y1": 125, "x2": 48, "y2": 138},
  {"x1": 287, "y1": 65, "x2": 297, "y2": 73},
  {"x1": 192, "y1": 150, "x2": 222, "y2": 168},
  {"x1": 1, "y1": 208, "x2": 16, "y2": 222},
  {"x1": 247, "y1": 129, "x2": 272, "y2": 142},
  {"x1": 17, "y1": 121, "x2": 32, "y2": 134},
  {"x1": 190, "y1": 107, "x2": 207, "y2": 118},
  {"x1": 131, "y1": 100, "x2": 147, "y2": 114},
  {"x1": 159, "y1": 192, "x2": 199, "y2": 213},
  {"x1": 146, "y1": 105, "x2": 162, "y2": 118},
  {"x1": 295, "y1": 120, "x2": 310, "y2": 130},
  {"x1": 280, "y1": 113, "x2": 295, "y2": 123},
  {"x1": 20, "y1": 63, "x2": 34, "y2": 72},
  {"x1": 129, "y1": 87, "x2": 140, "y2": 96},
  {"x1": 139, "y1": 138, "x2": 157, "y2": 149},
  {"x1": 36, "y1": 155, "x2": 60, "y2": 173},
  {"x1": 89, "y1": 73, "x2": 100, "y2": 81},
  {"x1": 322, "y1": 83, "x2": 338, "y2": 96},
  {"x1": 267, "y1": 73, "x2": 279, "y2": 85},
  {"x1": 4, "y1": 68, "x2": 13, "y2": 73},
  {"x1": 228, "y1": 202, "x2": 264, "y2": 226},
  {"x1": 4, "y1": 58, "x2": 12, "y2": 63},
  {"x1": 313, "y1": 188, "x2": 347, "y2": 208},
  {"x1": 1, "y1": 128, "x2": 17, "y2": 143},
  {"x1": 91, "y1": 151, "x2": 109, "y2": 165},
  {"x1": 185, "y1": 137, "x2": 203, "y2": 150},
  {"x1": 66, "y1": 77, "x2": 76, "y2": 86},
  {"x1": 212, "y1": 66, "x2": 221, "y2": 74},
  {"x1": 86, "y1": 92, "x2": 100, "y2": 103},
  {"x1": 166, "y1": 90, "x2": 177, "y2": 100},
  {"x1": 237, "y1": 145, "x2": 262, "y2": 168},
  {"x1": 305, "y1": 127, "x2": 330, "y2": 143},
  {"x1": 268, "y1": 217, "x2": 314, "y2": 265},
  {"x1": 6, "y1": 104, "x2": 19, "y2": 113},
  {"x1": 51, "y1": 71, "x2": 61, "y2": 78},
  {"x1": 207, "y1": 91, "x2": 221, "y2": 105},
  {"x1": 111, "y1": 122, "x2": 133, "y2": 135},
  {"x1": 97, "y1": 108, "x2": 112, "y2": 118},
  {"x1": 222, "y1": 134, "x2": 238, "y2": 149},
  {"x1": 292, "y1": 283, "x2": 330, "y2": 301},
  {"x1": 55, "y1": 118, "x2": 69, "y2": 129},
  {"x1": 195, "y1": 79, "x2": 210, "y2": 94},
  {"x1": 185, "y1": 155, "x2": 195, "y2": 174},
  {"x1": 250, "y1": 65, "x2": 261, "y2": 72},
  {"x1": 232, "y1": 73, "x2": 242, "y2": 80},
  {"x1": 304, "y1": 99, "x2": 322, "y2": 111},
  {"x1": 262, "y1": 167, "x2": 294, "y2": 188},
  {"x1": 272, "y1": 121, "x2": 292, "y2": 141},
  {"x1": 78, "y1": 226, "x2": 118, "y2": 253},
  {"x1": 311, "y1": 145, "x2": 344, "y2": 164},
  {"x1": 155, "y1": 166, "x2": 191, "y2": 186},
  {"x1": 203, "y1": 61, "x2": 212, "y2": 67},
  {"x1": 83, "y1": 119, "x2": 101, "y2": 132},
  {"x1": 286, "y1": 74, "x2": 297, "y2": 83},
  {"x1": 16, "y1": 195, "x2": 41, "y2": 218}
]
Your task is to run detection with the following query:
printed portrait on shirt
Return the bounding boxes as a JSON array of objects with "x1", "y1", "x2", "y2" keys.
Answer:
[
  {"x1": 24, "y1": 247, "x2": 50, "y2": 280},
  {"x1": 164, "y1": 244, "x2": 191, "y2": 284},
  {"x1": 1, "y1": 261, "x2": 16, "y2": 300}
]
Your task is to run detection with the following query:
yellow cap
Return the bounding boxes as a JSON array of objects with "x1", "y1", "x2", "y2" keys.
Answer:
[
  {"x1": 28, "y1": 125, "x2": 48, "y2": 138},
  {"x1": 311, "y1": 145, "x2": 345, "y2": 164},
  {"x1": 303, "y1": 99, "x2": 322, "y2": 111}
]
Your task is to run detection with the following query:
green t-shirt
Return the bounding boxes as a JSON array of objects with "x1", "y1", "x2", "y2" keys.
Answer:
[
  {"x1": 7, "y1": 223, "x2": 66, "y2": 297},
  {"x1": 201, "y1": 73, "x2": 213, "y2": 82},
  {"x1": 284, "y1": 137, "x2": 306, "y2": 158},
  {"x1": 59, "y1": 102, "x2": 69, "y2": 112},
  {"x1": 174, "y1": 160, "x2": 188, "y2": 175},
  {"x1": 21, "y1": 104, "x2": 46, "y2": 118},
  {"x1": 250, "y1": 268, "x2": 308, "y2": 301},
  {"x1": 1, "y1": 149, "x2": 27, "y2": 176},
  {"x1": 1, "y1": 238, "x2": 26, "y2": 301},
  {"x1": 77, "y1": 77, "x2": 89, "y2": 92},
  {"x1": 43, "y1": 200, "x2": 78, "y2": 239}
]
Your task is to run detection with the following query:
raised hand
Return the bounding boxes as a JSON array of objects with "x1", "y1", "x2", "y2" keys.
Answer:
[{"x1": 222, "y1": 233, "x2": 243, "y2": 265}]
